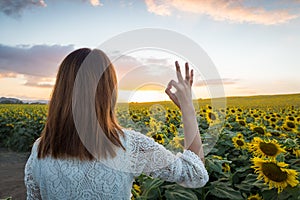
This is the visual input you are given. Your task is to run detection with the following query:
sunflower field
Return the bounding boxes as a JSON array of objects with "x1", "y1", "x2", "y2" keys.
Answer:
[{"x1": 0, "y1": 94, "x2": 300, "y2": 200}]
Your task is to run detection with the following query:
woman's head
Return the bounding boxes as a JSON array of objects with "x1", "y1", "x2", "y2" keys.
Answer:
[{"x1": 38, "y1": 48, "x2": 124, "y2": 160}]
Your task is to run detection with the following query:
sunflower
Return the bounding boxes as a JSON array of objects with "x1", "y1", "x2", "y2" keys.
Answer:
[
  {"x1": 250, "y1": 124, "x2": 266, "y2": 135},
  {"x1": 131, "y1": 114, "x2": 140, "y2": 122},
  {"x1": 219, "y1": 108, "x2": 226, "y2": 115},
  {"x1": 236, "y1": 133, "x2": 244, "y2": 139},
  {"x1": 251, "y1": 157, "x2": 299, "y2": 193},
  {"x1": 206, "y1": 111, "x2": 218, "y2": 124},
  {"x1": 170, "y1": 136, "x2": 184, "y2": 149},
  {"x1": 249, "y1": 137, "x2": 285, "y2": 159},
  {"x1": 286, "y1": 116, "x2": 295, "y2": 122},
  {"x1": 133, "y1": 183, "x2": 141, "y2": 194},
  {"x1": 232, "y1": 136, "x2": 247, "y2": 149},
  {"x1": 293, "y1": 148, "x2": 300, "y2": 158},
  {"x1": 169, "y1": 123, "x2": 178, "y2": 135},
  {"x1": 149, "y1": 118, "x2": 159, "y2": 132},
  {"x1": 283, "y1": 121, "x2": 297, "y2": 132},
  {"x1": 269, "y1": 131, "x2": 281, "y2": 137},
  {"x1": 231, "y1": 108, "x2": 237, "y2": 113},
  {"x1": 247, "y1": 193, "x2": 263, "y2": 200},
  {"x1": 252, "y1": 113, "x2": 261, "y2": 119},
  {"x1": 238, "y1": 120, "x2": 247, "y2": 126},
  {"x1": 165, "y1": 116, "x2": 170, "y2": 123},
  {"x1": 152, "y1": 134, "x2": 164, "y2": 144},
  {"x1": 222, "y1": 162, "x2": 231, "y2": 173},
  {"x1": 269, "y1": 117, "x2": 277, "y2": 123}
]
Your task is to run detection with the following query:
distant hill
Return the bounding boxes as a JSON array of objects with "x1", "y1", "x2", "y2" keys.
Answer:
[
  {"x1": 0, "y1": 97, "x2": 48, "y2": 104},
  {"x1": 22, "y1": 100, "x2": 49, "y2": 104},
  {"x1": 0, "y1": 97, "x2": 23, "y2": 104}
]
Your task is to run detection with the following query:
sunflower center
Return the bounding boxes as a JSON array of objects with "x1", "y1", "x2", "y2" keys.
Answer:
[
  {"x1": 236, "y1": 139, "x2": 244, "y2": 146},
  {"x1": 259, "y1": 142, "x2": 278, "y2": 156},
  {"x1": 208, "y1": 112, "x2": 216, "y2": 120},
  {"x1": 288, "y1": 116, "x2": 295, "y2": 121},
  {"x1": 261, "y1": 162, "x2": 288, "y2": 182},
  {"x1": 287, "y1": 122, "x2": 295, "y2": 129},
  {"x1": 270, "y1": 132, "x2": 280, "y2": 137},
  {"x1": 239, "y1": 121, "x2": 246, "y2": 126},
  {"x1": 254, "y1": 127, "x2": 265, "y2": 134}
]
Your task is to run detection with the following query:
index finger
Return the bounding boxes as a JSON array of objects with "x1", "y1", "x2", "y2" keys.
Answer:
[{"x1": 175, "y1": 61, "x2": 184, "y2": 82}]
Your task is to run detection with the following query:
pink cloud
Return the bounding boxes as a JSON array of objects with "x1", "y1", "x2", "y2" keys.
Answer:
[
  {"x1": 144, "y1": 0, "x2": 298, "y2": 25},
  {"x1": 0, "y1": 72, "x2": 18, "y2": 78},
  {"x1": 89, "y1": 0, "x2": 103, "y2": 7}
]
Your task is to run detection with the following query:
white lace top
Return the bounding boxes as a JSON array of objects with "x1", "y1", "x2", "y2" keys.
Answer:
[{"x1": 25, "y1": 129, "x2": 209, "y2": 199}]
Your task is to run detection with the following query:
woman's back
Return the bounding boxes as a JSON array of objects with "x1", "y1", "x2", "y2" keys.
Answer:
[{"x1": 25, "y1": 129, "x2": 208, "y2": 199}]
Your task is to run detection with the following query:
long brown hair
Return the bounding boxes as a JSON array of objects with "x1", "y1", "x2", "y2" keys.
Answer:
[{"x1": 38, "y1": 48, "x2": 124, "y2": 160}]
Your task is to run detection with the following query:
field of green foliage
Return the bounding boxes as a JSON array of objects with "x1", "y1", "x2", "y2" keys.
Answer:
[{"x1": 0, "y1": 94, "x2": 300, "y2": 200}]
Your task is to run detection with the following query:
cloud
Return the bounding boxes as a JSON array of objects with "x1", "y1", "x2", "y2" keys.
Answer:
[
  {"x1": 89, "y1": 0, "x2": 103, "y2": 7},
  {"x1": 110, "y1": 53, "x2": 174, "y2": 90},
  {"x1": 144, "y1": 0, "x2": 299, "y2": 25},
  {"x1": 145, "y1": 0, "x2": 172, "y2": 16},
  {"x1": 0, "y1": 71, "x2": 18, "y2": 78},
  {"x1": 0, "y1": 0, "x2": 102, "y2": 18},
  {"x1": 0, "y1": 44, "x2": 74, "y2": 89},
  {"x1": 0, "y1": 0, "x2": 46, "y2": 18},
  {"x1": 0, "y1": 44, "x2": 74, "y2": 77},
  {"x1": 111, "y1": 53, "x2": 240, "y2": 91},
  {"x1": 112, "y1": 54, "x2": 144, "y2": 78},
  {"x1": 22, "y1": 75, "x2": 55, "y2": 88}
]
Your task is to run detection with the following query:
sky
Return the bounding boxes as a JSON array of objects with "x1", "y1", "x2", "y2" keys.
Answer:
[{"x1": 0, "y1": 0, "x2": 300, "y2": 102}]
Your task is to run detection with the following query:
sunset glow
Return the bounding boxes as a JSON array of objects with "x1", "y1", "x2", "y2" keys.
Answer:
[{"x1": 1, "y1": 0, "x2": 300, "y2": 102}]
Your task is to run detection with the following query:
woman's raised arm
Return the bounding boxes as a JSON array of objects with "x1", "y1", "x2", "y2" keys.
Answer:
[{"x1": 165, "y1": 61, "x2": 205, "y2": 163}]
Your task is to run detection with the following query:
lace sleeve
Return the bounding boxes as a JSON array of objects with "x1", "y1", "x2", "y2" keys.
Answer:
[
  {"x1": 24, "y1": 140, "x2": 42, "y2": 200},
  {"x1": 128, "y1": 130, "x2": 209, "y2": 188}
]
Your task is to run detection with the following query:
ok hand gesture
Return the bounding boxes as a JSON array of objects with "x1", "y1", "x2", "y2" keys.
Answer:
[{"x1": 165, "y1": 61, "x2": 194, "y2": 109}]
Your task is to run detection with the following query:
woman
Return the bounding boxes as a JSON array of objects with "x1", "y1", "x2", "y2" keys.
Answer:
[{"x1": 24, "y1": 48, "x2": 209, "y2": 199}]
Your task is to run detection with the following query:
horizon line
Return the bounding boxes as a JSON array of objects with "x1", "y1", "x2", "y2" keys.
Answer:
[{"x1": 1, "y1": 92, "x2": 300, "y2": 104}]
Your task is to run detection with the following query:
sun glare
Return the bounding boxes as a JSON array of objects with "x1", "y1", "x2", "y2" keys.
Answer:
[{"x1": 129, "y1": 90, "x2": 168, "y2": 103}]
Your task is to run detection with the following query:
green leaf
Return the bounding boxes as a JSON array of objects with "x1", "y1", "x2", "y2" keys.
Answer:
[
  {"x1": 208, "y1": 181, "x2": 242, "y2": 200},
  {"x1": 261, "y1": 189, "x2": 278, "y2": 200},
  {"x1": 140, "y1": 178, "x2": 164, "y2": 199},
  {"x1": 205, "y1": 158, "x2": 223, "y2": 174},
  {"x1": 165, "y1": 189, "x2": 198, "y2": 200}
]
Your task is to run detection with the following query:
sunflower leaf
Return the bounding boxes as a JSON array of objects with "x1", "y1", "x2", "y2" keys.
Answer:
[{"x1": 208, "y1": 181, "x2": 242, "y2": 200}]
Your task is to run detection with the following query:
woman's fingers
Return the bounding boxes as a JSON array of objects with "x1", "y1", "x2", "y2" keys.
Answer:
[
  {"x1": 165, "y1": 80, "x2": 181, "y2": 108},
  {"x1": 166, "y1": 62, "x2": 193, "y2": 108},
  {"x1": 168, "y1": 80, "x2": 179, "y2": 90},
  {"x1": 185, "y1": 62, "x2": 190, "y2": 81},
  {"x1": 165, "y1": 88, "x2": 180, "y2": 108},
  {"x1": 190, "y1": 69, "x2": 194, "y2": 86},
  {"x1": 175, "y1": 61, "x2": 184, "y2": 83},
  {"x1": 177, "y1": 61, "x2": 192, "y2": 85}
]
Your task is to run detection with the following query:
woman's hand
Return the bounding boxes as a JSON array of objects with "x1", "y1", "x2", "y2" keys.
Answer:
[
  {"x1": 165, "y1": 61, "x2": 194, "y2": 109},
  {"x1": 165, "y1": 61, "x2": 204, "y2": 163}
]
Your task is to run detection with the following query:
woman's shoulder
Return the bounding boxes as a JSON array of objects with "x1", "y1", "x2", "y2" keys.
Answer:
[
  {"x1": 30, "y1": 137, "x2": 41, "y2": 153},
  {"x1": 122, "y1": 129, "x2": 154, "y2": 142}
]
